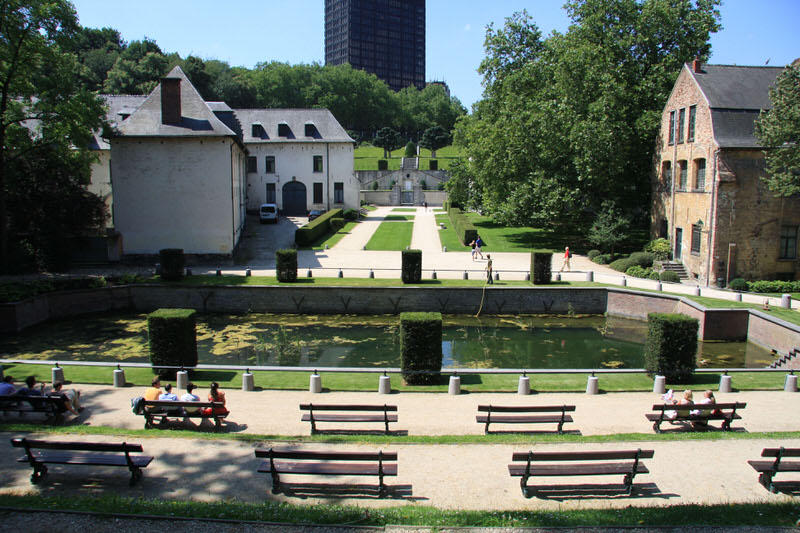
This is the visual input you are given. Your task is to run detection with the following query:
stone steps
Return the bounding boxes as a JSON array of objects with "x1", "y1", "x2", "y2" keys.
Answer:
[{"x1": 660, "y1": 261, "x2": 689, "y2": 279}]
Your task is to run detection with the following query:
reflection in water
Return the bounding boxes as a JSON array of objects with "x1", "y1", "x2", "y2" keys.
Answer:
[{"x1": 0, "y1": 313, "x2": 777, "y2": 369}]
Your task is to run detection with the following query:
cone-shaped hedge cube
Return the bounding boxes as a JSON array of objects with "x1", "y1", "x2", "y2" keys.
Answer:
[
  {"x1": 402, "y1": 249, "x2": 422, "y2": 283},
  {"x1": 400, "y1": 312, "x2": 442, "y2": 385},
  {"x1": 530, "y1": 250, "x2": 553, "y2": 284},
  {"x1": 644, "y1": 313, "x2": 698, "y2": 384},
  {"x1": 147, "y1": 308, "x2": 198, "y2": 379}
]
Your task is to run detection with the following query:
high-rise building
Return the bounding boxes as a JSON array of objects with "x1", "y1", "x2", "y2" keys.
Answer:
[{"x1": 325, "y1": 0, "x2": 425, "y2": 92}]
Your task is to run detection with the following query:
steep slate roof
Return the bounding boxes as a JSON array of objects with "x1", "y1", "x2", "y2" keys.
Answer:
[
  {"x1": 689, "y1": 64, "x2": 783, "y2": 148},
  {"x1": 117, "y1": 66, "x2": 237, "y2": 138},
  {"x1": 92, "y1": 95, "x2": 147, "y2": 150},
  {"x1": 234, "y1": 108, "x2": 354, "y2": 144}
]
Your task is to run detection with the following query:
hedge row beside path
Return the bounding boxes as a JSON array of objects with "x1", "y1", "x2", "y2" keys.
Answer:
[
  {"x1": 447, "y1": 206, "x2": 477, "y2": 245},
  {"x1": 295, "y1": 209, "x2": 343, "y2": 247}
]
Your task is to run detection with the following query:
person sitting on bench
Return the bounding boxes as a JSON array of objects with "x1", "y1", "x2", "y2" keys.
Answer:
[
  {"x1": 17, "y1": 376, "x2": 45, "y2": 397},
  {"x1": 201, "y1": 382, "x2": 228, "y2": 416},
  {"x1": 158, "y1": 384, "x2": 184, "y2": 415},
  {"x1": 693, "y1": 390, "x2": 717, "y2": 428},
  {"x1": 0, "y1": 376, "x2": 17, "y2": 396},
  {"x1": 180, "y1": 383, "x2": 201, "y2": 414},
  {"x1": 47, "y1": 382, "x2": 82, "y2": 416}
]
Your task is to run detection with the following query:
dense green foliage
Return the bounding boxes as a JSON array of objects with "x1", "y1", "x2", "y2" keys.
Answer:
[
  {"x1": 588, "y1": 201, "x2": 632, "y2": 257},
  {"x1": 644, "y1": 313, "x2": 698, "y2": 383},
  {"x1": 373, "y1": 127, "x2": 404, "y2": 158},
  {"x1": 159, "y1": 249, "x2": 185, "y2": 281},
  {"x1": 401, "y1": 249, "x2": 422, "y2": 283},
  {"x1": 747, "y1": 279, "x2": 800, "y2": 293},
  {"x1": 275, "y1": 249, "x2": 297, "y2": 282},
  {"x1": 447, "y1": 207, "x2": 478, "y2": 245},
  {"x1": 728, "y1": 278, "x2": 749, "y2": 292},
  {"x1": 645, "y1": 238, "x2": 671, "y2": 260},
  {"x1": 403, "y1": 141, "x2": 416, "y2": 158},
  {"x1": 530, "y1": 250, "x2": 553, "y2": 285},
  {"x1": 453, "y1": 1, "x2": 721, "y2": 225},
  {"x1": 1, "y1": 0, "x2": 108, "y2": 272},
  {"x1": 294, "y1": 209, "x2": 343, "y2": 247},
  {"x1": 755, "y1": 63, "x2": 800, "y2": 196},
  {"x1": 659, "y1": 271, "x2": 680, "y2": 283},
  {"x1": 419, "y1": 125, "x2": 451, "y2": 158},
  {"x1": 147, "y1": 308, "x2": 198, "y2": 378},
  {"x1": 400, "y1": 312, "x2": 443, "y2": 385}
]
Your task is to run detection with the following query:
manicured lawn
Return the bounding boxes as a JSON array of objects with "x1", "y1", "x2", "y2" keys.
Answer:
[
  {"x1": 309, "y1": 221, "x2": 358, "y2": 250},
  {"x1": 384, "y1": 215, "x2": 413, "y2": 221},
  {"x1": 365, "y1": 220, "x2": 413, "y2": 251},
  {"x1": 354, "y1": 145, "x2": 463, "y2": 171},
  {"x1": 392, "y1": 208, "x2": 417, "y2": 212},
  {"x1": 436, "y1": 213, "x2": 466, "y2": 251}
]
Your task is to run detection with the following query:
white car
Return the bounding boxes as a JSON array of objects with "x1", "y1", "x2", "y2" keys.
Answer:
[{"x1": 259, "y1": 203, "x2": 278, "y2": 224}]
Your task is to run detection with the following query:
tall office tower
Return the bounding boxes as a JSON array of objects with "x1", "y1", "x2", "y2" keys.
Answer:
[{"x1": 325, "y1": 0, "x2": 425, "y2": 92}]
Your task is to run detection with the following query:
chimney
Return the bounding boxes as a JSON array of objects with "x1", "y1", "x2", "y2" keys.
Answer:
[
  {"x1": 692, "y1": 58, "x2": 702, "y2": 73},
  {"x1": 160, "y1": 77, "x2": 181, "y2": 125}
]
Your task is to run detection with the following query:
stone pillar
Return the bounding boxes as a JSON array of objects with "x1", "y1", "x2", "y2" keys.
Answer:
[
  {"x1": 586, "y1": 375, "x2": 599, "y2": 395},
  {"x1": 242, "y1": 371, "x2": 254, "y2": 391},
  {"x1": 784, "y1": 374, "x2": 797, "y2": 393},
  {"x1": 309, "y1": 373, "x2": 322, "y2": 393},
  {"x1": 653, "y1": 375, "x2": 666, "y2": 394},
  {"x1": 113, "y1": 367, "x2": 126, "y2": 388},
  {"x1": 176, "y1": 370, "x2": 189, "y2": 390},
  {"x1": 781, "y1": 294, "x2": 791, "y2": 308},
  {"x1": 52, "y1": 365, "x2": 65, "y2": 384},
  {"x1": 719, "y1": 374, "x2": 732, "y2": 393},
  {"x1": 518, "y1": 375, "x2": 530, "y2": 395},
  {"x1": 379, "y1": 375, "x2": 391, "y2": 394},
  {"x1": 585, "y1": 271, "x2": 594, "y2": 282},
  {"x1": 448, "y1": 375, "x2": 461, "y2": 395}
]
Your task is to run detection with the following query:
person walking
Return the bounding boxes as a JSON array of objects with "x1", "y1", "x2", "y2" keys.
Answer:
[
  {"x1": 486, "y1": 254, "x2": 494, "y2": 284},
  {"x1": 469, "y1": 239, "x2": 477, "y2": 261},
  {"x1": 475, "y1": 236, "x2": 484, "y2": 260},
  {"x1": 559, "y1": 246, "x2": 572, "y2": 272}
]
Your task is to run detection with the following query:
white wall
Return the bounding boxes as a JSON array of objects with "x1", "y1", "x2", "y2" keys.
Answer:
[
  {"x1": 245, "y1": 142, "x2": 357, "y2": 212},
  {"x1": 111, "y1": 137, "x2": 243, "y2": 255},
  {"x1": 89, "y1": 150, "x2": 113, "y2": 227}
]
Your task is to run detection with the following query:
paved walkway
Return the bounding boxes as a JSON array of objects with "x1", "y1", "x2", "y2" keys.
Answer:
[{"x1": 1, "y1": 385, "x2": 798, "y2": 511}]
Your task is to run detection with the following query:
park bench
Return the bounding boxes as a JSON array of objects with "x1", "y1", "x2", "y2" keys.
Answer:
[
  {"x1": 0, "y1": 395, "x2": 68, "y2": 424},
  {"x1": 11, "y1": 437, "x2": 153, "y2": 486},
  {"x1": 476, "y1": 404, "x2": 575, "y2": 434},
  {"x1": 300, "y1": 403, "x2": 398, "y2": 434},
  {"x1": 255, "y1": 448, "x2": 398, "y2": 497},
  {"x1": 748, "y1": 447, "x2": 800, "y2": 493},
  {"x1": 646, "y1": 402, "x2": 746, "y2": 433},
  {"x1": 140, "y1": 400, "x2": 227, "y2": 431},
  {"x1": 508, "y1": 449, "x2": 654, "y2": 498}
]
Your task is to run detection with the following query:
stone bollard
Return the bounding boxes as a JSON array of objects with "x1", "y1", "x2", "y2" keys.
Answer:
[
  {"x1": 52, "y1": 364, "x2": 65, "y2": 384},
  {"x1": 585, "y1": 271, "x2": 594, "y2": 282},
  {"x1": 431, "y1": 271, "x2": 437, "y2": 280},
  {"x1": 781, "y1": 294, "x2": 792, "y2": 308},
  {"x1": 309, "y1": 373, "x2": 322, "y2": 394},
  {"x1": 463, "y1": 271, "x2": 468, "y2": 280},
  {"x1": 692, "y1": 286, "x2": 701, "y2": 296},
  {"x1": 719, "y1": 374, "x2": 732, "y2": 393},
  {"x1": 113, "y1": 366, "x2": 126, "y2": 387},
  {"x1": 525, "y1": 273, "x2": 530, "y2": 281},
  {"x1": 620, "y1": 277, "x2": 627, "y2": 287},
  {"x1": 378, "y1": 375, "x2": 391, "y2": 394},
  {"x1": 554, "y1": 273, "x2": 561, "y2": 282},
  {"x1": 655, "y1": 282, "x2": 662, "y2": 291},
  {"x1": 784, "y1": 374, "x2": 798, "y2": 393},
  {"x1": 494, "y1": 272, "x2": 500, "y2": 281},
  {"x1": 653, "y1": 375, "x2": 666, "y2": 394},
  {"x1": 733, "y1": 292, "x2": 742, "y2": 302},
  {"x1": 448, "y1": 375, "x2": 461, "y2": 395},
  {"x1": 369, "y1": 270, "x2": 375, "y2": 278},
  {"x1": 174, "y1": 370, "x2": 187, "y2": 390},
  {"x1": 307, "y1": 269, "x2": 313, "y2": 278},
  {"x1": 442, "y1": 246, "x2": 447, "y2": 252},
  {"x1": 518, "y1": 375, "x2": 530, "y2": 395},
  {"x1": 242, "y1": 371, "x2": 254, "y2": 392},
  {"x1": 586, "y1": 374, "x2": 599, "y2": 395},
  {"x1": 338, "y1": 269, "x2": 343, "y2": 278},
  {"x1": 245, "y1": 268, "x2": 252, "y2": 277}
]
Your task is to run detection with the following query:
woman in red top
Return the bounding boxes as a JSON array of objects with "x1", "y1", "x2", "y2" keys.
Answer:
[{"x1": 202, "y1": 382, "x2": 228, "y2": 415}]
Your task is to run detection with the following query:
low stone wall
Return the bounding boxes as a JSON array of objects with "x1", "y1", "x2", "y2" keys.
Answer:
[{"x1": 747, "y1": 311, "x2": 800, "y2": 356}]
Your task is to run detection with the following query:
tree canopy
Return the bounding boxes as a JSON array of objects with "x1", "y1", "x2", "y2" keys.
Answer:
[
  {"x1": 755, "y1": 62, "x2": 800, "y2": 197},
  {"x1": 453, "y1": 0, "x2": 722, "y2": 227}
]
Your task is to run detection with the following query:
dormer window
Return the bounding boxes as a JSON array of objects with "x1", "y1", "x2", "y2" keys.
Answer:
[
  {"x1": 278, "y1": 122, "x2": 290, "y2": 137},
  {"x1": 118, "y1": 112, "x2": 131, "y2": 121},
  {"x1": 305, "y1": 123, "x2": 318, "y2": 137},
  {"x1": 251, "y1": 123, "x2": 265, "y2": 138}
]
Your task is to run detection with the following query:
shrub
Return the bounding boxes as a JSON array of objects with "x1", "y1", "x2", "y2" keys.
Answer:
[
  {"x1": 530, "y1": 250, "x2": 553, "y2": 285},
  {"x1": 728, "y1": 278, "x2": 749, "y2": 292},
  {"x1": 749, "y1": 280, "x2": 800, "y2": 293},
  {"x1": 295, "y1": 209, "x2": 343, "y2": 247},
  {"x1": 400, "y1": 312, "x2": 442, "y2": 385},
  {"x1": 660, "y1": 271, "x2": 681, "y2": 283},
  {"x1": 401, "y1": 249, "x2": 422, "y2": 283},
  {"x1": 610, "y1": 257, "x2": 636, "y2": 272},
  {"x1": 159, "y1": 248, "x2": 185, "y2": 281},
  {"x1": 420, "y1": 180, "x2": 427, "y2": 190},
  {"x1": 372, "y1": 181, "x2": 379, "y2": 190},
  {"x1": 276, "y1": 249, "x2": 297, "y2": 282},
  {"x1": 647, "y1": 270, "x2": 662, "y2": 280},
  {"x1": 390, "y1": 180, "x2": 396, "y2": 188},
  {"x1": 378, "y1": 160, "x2": 388, "y2": 171},
  {"x1": 437, "y1": 182, "x2": 444, "y2": 190},
  {"x1": 342, "y1": 208, "x2": 359, "y2": 221},
  {"x1": 147, "y1": 308, "x2": 198, "y2": 379},
  {"x1": 88, "y1": 276, "x2": 107, "y2": 288},
  {"x1": 404, "y1": 141, "x2": 416, "y2": 158},
  {"x1": 645, "y1": 238, "x2": 671, "y2": 260},
  {"x1": 644, "y1": 313, "x2": 698, "y2": 384},
  {"x1": 628, "y1": 251, "x2": 656, "y2": 268},
  {"x1": 592, "y1": 254, "x2": 611, "y2": 265},
  {"x1": 625, "y1": 265, "x2": 649, "y2": 278},
  {"x1": 587, "y1": 249, "x2": 602, "y2": 260}
]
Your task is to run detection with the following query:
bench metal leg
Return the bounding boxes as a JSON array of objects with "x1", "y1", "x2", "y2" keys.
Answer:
[
  {"x1": 520, "y1": 476, "x2": 532, "y2": 498},
  {"x1": 652, "y1": 421, "x2": 662, "y2": 433},
  {"x1": 30, "y1": 464, "x2": 48, "y2": 485},
  {"x1": 129, "y1": 467, "x2": 143, "y2": 486},
  {"x1": 484, "y1": 422, "x2": 490, "y2": 435},
  {"x1": 623, "y1": 474, "x2": 634, "y2": 495},
  {"x1": 270, "y1": 472, "x2": 282, "y2": 495},
  {"x1": 557, "y1": 422, "x2": 564, "y2": 434}
]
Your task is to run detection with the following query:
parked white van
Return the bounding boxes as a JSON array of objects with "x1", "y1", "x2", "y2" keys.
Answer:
[{"x1": 259, "y1": 203, "x2": 278, "y2": 224}]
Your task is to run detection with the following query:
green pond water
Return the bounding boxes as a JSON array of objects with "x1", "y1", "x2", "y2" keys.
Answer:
[{"x1": 0, "y1": 313, "x2": 777, "y2": 369}]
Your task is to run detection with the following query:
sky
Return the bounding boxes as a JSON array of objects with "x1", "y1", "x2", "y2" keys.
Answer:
[{"x1": 71, "y1": 0, "x2": 800, "y2": 110}]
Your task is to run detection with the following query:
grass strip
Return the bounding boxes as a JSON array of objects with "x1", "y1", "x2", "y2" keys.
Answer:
[
  {"x1": 309, "y1": 221, "x2": 359, "y2": 250},
  {"x1": 392, "y1": 208, "x2": 417, "y2": 212},
  {"x1": 365, "y1": 221, "x2": 413, "y2": 251},
  {"x1": 383, "y1": 215, "x2": 413, "y2": 221},
  {"x1": 435, "y1": 214, "x2": 465, "y2": 252},
  {"x1": 0, "y1": 494, "x2": 796, "y2": 527}
]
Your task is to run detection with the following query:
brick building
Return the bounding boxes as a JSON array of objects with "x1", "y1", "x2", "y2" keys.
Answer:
[{"x1": 651, "y1": 61, "x2": 800, "y2": 286}]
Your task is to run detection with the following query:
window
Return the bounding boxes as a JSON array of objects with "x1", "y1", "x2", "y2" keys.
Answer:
[
  {"x1": 305, "y1": 123, "x2": 318, "y2": 137},
  {"x1": 266, "y1": 183, "x2": 276, "y2": 203},
  {"x1": 780, "y1": 225, "x2": 798, "y2": 259},
  {"x1": 691, "y1": 224, "x2": 702, "y2": 255},
  {"x1": 251, "y1": 123, "x2": 264, "y2": 137},
  {"x1": 334, "y1": 182, "x2": 344, "y2": 203},
  {"x1": 313, "y1": 155, "x2": 323, "y2": 173},
  {"x1": 661, "y1": 161, "x2": 672, "y2": 190},
  {"x1": 313, "y1": 182, "x2": 323, "y2": 204},
  {"x1": 246, "y1": 156, "x2": 257, "y2": 173},
  {"x1": 668, "y1": 111, "x2": 675, "y2": 145},
  {"x1": 688, "y1": 106, "x2": 696, "y2": 141},
  {"x1": 677, "y1": 108, "x2": 686, "y2": 143},
  {"x1": 278, "y1": 123, "x2": 290, "y2": 137},
  {"x1": 265, "y1": 156, "x2": 275, "y2": 173},
  {"x1": 678, "y1": 160, "x2": 687, "y2": 190},
  {"x1": 694, "y1": 159, "x2": 706, "y2": 190}
]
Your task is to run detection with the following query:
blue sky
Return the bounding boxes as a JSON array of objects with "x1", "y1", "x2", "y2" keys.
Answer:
[{"x1": 71, "y1": 0, "x2": 800, "y2": 110}]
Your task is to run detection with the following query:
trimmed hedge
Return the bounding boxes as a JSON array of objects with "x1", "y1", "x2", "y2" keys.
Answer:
[
  {"x1": 447, "y1": 207, "x2": 477, "y2": 245},
  {"x1": 400, "y1": 312, "x2": 443, "y2": 385},
  {"x1": 159, "y1": 248, "x2": 185, "y2": 281},
  {"x1": 587, "y1": 249, "x2": 602, "y2": 260},
  {"x1": 628, "y1": 252, "x2": 656, "y2": 268},
  {"x1": 402, "y1": 249, "x2": 422, "y2": 284},
  {"x1": 295, "y1": 208, "x2": 343, "y2": 247},
  {"x1": 728, "y1": 278, "x2": 749, "y2": 291},
  {"x1": 660, "y1": 271, "x2": 681, "y2": 283},
  {"x1": 644, "y1": 313, "x2": 698, "y2": 384},
  {"x1": 530, "y1": 250, "x2": 553, "y2": 285},
  {"x1": 276, "y1": 249, "x2": 297, "y2": 282},
  {"x1": 748, "y1": 280, "x2": 800, "y2": 293},
  {"x1": 378, "y1": 160, "x2": 388, "y2": 171},
  {"x1": 147, "y1": 308, "x2": 198, "y2": 379},
  {"x1": 610, "y1": 257, "x2": 636, "y2": 272}
]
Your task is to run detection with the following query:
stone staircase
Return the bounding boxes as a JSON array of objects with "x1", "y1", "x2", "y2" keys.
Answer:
[
  {"x1": 768, "y1": 347, "x2": 800, "y2": 370},
  {"x1": 401, "y1": 157, "x2": 418, "y2": 170},
  {"x1": 660, "y1": 261, "x2": 689, "y2": 280}
]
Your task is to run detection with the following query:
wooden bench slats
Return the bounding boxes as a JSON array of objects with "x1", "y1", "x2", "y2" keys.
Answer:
[
  {"x1": 300, "y1": 404, "x2": 397, "y2": 412},
  {"x1": 300, "y1": 404, "x2": 398, "y2": 434},
  {"x1": 257, "y1": 462, "x2": 399, "y2": 476},
  {"x1": 511, "y1": 450, "x2": 655, "y2": 462},
  {"x1": 18, "y1": 453, "x2": 153, "y2": 468},
  {"x1": 479, "y1": 414, "x2": 573, "y2": 425},
  {"x1": 476, "y1": 405, "x2": 575, "y2": 434},
  {"x1": 509, "y1": 463, "x2": 650, "y2": 477},
  {"x1": 477, "y1": 405, "x2": 576, "y2": 413},
  {"x1": 749, "y1": 447, "x2": 800, "y2": 493},
  {"x1": 255, "y1": 450, "x2": 397, "y2": 461},
  {"x1": 11, "y1": 440, "x2": 144, "y2": 453},
  {"x1": 140, "y1": 400, "x2": 227, "y2": 432},
  {"x1": 761, "y1": 448, "x2": 800, "y2": 458},
  {"x1": 645, "y1": 413, "x2": 741, "y2": 422},
  {"x1": 0, "y1": 396, "x2": 68, "y2": 423},
  {"x1": 301, "y1": 413, "x2": 398, "y2": 423},
  {"x1": 647, "y1": 402, "x2": 746, "y2": 433},
  {"x1": 749, "y1": 460, "x2": 800, "y2": 473}
]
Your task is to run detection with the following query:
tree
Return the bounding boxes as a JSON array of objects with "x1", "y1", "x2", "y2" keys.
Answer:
[
  {"x1": 373, "y1": 127, "x2": 404, "y2": 158},
  {"x1": 419, "y1": 125, "x2": 451, "y2": 158},
  {"x1": 0, "y1": 0, "x2": 107, "y2": 271},
  {"x1": 103, "y1": 38, "x2": 170, "y2": 94},
  {"x1": 755, "y1": 63, "x2": 800, "y2": 197},
  {"x1": 588, "y1": 201, "x2": 631, "y2": 258}
]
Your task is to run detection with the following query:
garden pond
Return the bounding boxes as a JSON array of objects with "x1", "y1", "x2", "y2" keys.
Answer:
[{"x1": 0, "y1": 313, "x2": 777, "y2": 369}]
